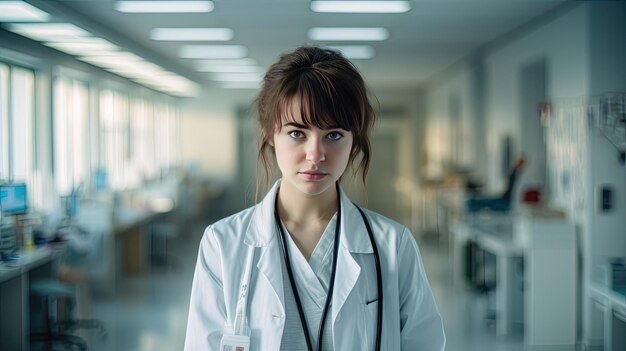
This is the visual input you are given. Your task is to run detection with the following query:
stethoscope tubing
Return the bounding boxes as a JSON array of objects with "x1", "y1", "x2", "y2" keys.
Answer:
[
  {"x1": 275, "y1": 194, "x2": 340, "y2": 351},
  {"x1": 274, "y1": 184, "x2": 383, "y2": 351}
]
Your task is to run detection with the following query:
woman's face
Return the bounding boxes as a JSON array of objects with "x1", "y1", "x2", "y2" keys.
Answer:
[{"x1": 273, "y1": 102, "x2": 353, "y2": 197}]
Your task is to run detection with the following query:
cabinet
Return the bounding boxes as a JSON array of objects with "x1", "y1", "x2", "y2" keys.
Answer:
[{"x1": 519, "y1": 216, "x2": 577, "y2": 347}]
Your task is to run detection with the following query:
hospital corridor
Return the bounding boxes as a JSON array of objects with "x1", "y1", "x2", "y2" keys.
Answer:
[{"x1": 1, "y1": 1, "x2": 625, "y2": 350}]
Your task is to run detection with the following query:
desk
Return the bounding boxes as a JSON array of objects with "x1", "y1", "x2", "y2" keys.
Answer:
[
  {"x1": 113, "y1": 207, "x2": 169, "y2": 274},
  {"x1": 475, "y1": 223, "x2": 524, "y2": 337},
  {"x1": 0, "y1": 249, "x2": 56, "y2": 351},
  {"x1": 79, "y1": 205, "x2": 171, "y2": 295},
  {"x1": 451, "y1": 215, "x2": 577, "y2": 345},
  {"x1": 451, "y1": 216, "x2": 523, "y2": 335}
]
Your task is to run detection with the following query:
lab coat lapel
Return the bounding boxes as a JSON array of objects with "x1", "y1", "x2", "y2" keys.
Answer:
[
  {"x1": 256, "y1": 243, "x2": 285, "y2": 315},
  {"x1": 331, "y1": 244, "x2": 361, "y2": 322},
  {"x1": 244, "y1": 181, "x2": 285, "y2": 316},
  {"x1": 332, "y1": 186, "x2": 373, "y2": 322}
]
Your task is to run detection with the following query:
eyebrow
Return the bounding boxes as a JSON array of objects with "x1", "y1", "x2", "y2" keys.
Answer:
[
  {"x1": 282, "y1": 122, "x2": 344, "y2": 130},
  {"x1": 283, "y1": 122, "x2": 308, "y2": 129}
]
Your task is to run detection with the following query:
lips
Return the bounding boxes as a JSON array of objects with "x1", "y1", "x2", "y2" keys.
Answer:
[{"x1": 299, "y1": 170, "x2": 328, "y2": 181}]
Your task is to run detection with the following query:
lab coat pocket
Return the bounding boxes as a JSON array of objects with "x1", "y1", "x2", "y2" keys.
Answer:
[{"x1": 363, "y1": 299, "x2": 379, "y2": 351}]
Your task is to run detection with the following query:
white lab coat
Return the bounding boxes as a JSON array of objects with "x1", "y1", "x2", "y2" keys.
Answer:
[{"x1": 184, "y1": 182, "x2": 445, "y2": 350}]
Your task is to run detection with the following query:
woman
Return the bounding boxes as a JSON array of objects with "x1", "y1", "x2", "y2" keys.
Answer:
[{"x1": 184, "y1": 46, "x2": 445, "y2": 351}]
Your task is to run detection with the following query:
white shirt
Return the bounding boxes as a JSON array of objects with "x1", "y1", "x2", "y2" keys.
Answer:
[{"x1": 280, "y1": 216, "x2": 336, "y2": 350}]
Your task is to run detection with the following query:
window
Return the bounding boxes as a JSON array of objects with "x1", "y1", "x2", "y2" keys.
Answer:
[
  {"x1": 100, "y1": 89, "x2": 128, "y2": 190},
  {"x1": 10, "y1": 67, "x2": 34, "y2": 182},
  {"x1": 129, "y1": 97, "x2": 156, "y2": 184},
  {"x1": 0, "y1": 64, "x2": 35, "y2": 183},
  {"x1": 53, "y1": 77, "x2": 88, "y2": 196},
  {"x1": 0, "y1": 63, "x2": 35, "y2": 207},
  {"x1": 154, "y1": 101, "x2": 179, "y2": 174},
  {"x1": 0, "y1": 63, "x2": 9, "y2": 180},
  {"x1": 99, "y1": 91, "x2": 179, "y2": 190}
]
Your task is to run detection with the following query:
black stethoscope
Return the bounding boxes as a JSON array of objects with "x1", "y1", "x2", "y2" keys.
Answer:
[{"x1": 274, "y1": 183, "x2": 383, "y2": 351}]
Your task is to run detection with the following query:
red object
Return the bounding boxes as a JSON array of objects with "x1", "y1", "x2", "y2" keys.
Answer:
[{"x1": 523, "y1": 189, "x2": 542, "y2": 205}]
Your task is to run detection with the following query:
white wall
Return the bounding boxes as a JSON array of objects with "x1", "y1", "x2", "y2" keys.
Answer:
[
  {"x1": 423, "y1": 63, "x2": 478, "y2": 180},
  {"x1": 179, "y1": 87, "x2": 256, "y2": 184},
  {"x1": 423, "y1": 4, "x2": 591, "y2": 195},
  {"x1": 422, "y1": 2, "x2": 626, "y2": 347},
  {"x1": 484, "y1": 4, "x2": 590, "y2": 193}
]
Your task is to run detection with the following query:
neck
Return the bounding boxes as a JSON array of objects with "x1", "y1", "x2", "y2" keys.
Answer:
[{"x1": 276, "y1": 181, "x2": 338, "y2": 224}]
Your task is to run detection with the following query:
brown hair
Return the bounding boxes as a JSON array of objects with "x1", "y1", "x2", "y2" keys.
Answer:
[{"x1": 255, "y1": 46, "x2": 376, "y2": 196}]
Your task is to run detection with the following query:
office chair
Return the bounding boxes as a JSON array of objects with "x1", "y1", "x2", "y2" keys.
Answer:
[
  {"x1": 465, "y1": 156, "x2": 527, "y2": 214},
  {"x1": 30, "y1": 279, "x2": 87, "y2": 350},
  {"x1": 30, "y1": 225, "x2": 107, "y2": 350}
]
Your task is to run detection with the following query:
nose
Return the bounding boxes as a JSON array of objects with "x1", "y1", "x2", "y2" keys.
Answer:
[{"x1": 305, "y1": 138, "x2": 325, "y2": 164}]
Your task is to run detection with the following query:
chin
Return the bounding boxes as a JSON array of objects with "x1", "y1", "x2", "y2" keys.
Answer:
[{"x1": 290, "y1": 178, "x2": 335, "y2": 196}]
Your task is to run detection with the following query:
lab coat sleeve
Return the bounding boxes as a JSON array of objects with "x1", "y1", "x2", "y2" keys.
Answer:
[
  {"x1": 397, "y1": 227, "x2": 446, "y2": 351},
  {"x1": 184, "y1": 226, "x2": 227, "y2": 350}
]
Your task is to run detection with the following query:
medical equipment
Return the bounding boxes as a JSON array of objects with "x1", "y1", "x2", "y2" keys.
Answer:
[{"x1": 274, "y1": 183, "x2": 383, "y2": 351}]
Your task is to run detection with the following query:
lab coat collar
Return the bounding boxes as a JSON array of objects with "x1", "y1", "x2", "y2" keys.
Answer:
[
  {"x1": 244, "y1": 179, "x2": 372, "y2": 331},
  {"x1": 244, "y1": 180, "x2": 374, "y2": 254}
]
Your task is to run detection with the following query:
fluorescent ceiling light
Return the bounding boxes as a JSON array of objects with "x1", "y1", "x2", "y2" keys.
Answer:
[
  {"x1": 80, "y1": 50, "x2": 139, "y2": 58},
  {"x1": 327, "y1": 45, "x2": 375, "y2": 59},
  {"x1": 45, "y1": 39, "x2": 120, "y2": 56},
  {"x1": 137, "y1": 75, "x2": 199, "y2": 96},
  {"x1": 136, "y1": 77, "x2": 199, "y2": 97},
  {"x1": 196, "y1": 60, "x2": 260, "y2": 73},
  {"x1": 308, "y1": 27, "x2": 389, "y2": 41},
  {"x1": 107, "y1": 62, "x2": 165, "y2": 77},
  {"x1": 179, "y1": 45, "x2": 248, "y2": 59},
  {"x1": 311, "y1": 1, "x2": 410, "y2": 13},
  {"x1": 198, "y1": 65, "x2": 260, "y2": 73},
  {"x1": 220, "y1": 81, "x2": 262, "y2": 90},
  {"x1": 79, "y1": 52, "x2": 143, "y2": 65},
  {"x1": 197, "y1": 59, "x2": 257, "y2": 66},
  {"x1": 211, "y1": 73, "x2": 263, "y2": 82},
  {"x1": 151, "y1": 28, "x2": 234, "y2": 41},
  {"x1": 115, "y1": 1, "x2": 213, "y2": 13},
  {"x1": 7, "y1": 23, "x2": 90, "y2": 42},
  {"x1": 46, "y1": 36, "x2": 115, "y2": 44},
  {"x1": 78, "y1": 54, "x2": 148, "y2": 73},
  {"x1": 0, "y1": 1, "x2": 50, "y2": 22}
]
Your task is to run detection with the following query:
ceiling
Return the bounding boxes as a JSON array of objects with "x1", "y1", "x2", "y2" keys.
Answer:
[{"x1": 23, "y1": 0, "x2": 569, "y2": 91}]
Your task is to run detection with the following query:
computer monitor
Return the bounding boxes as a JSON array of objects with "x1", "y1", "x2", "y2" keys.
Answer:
[{"x1": 0, "y1": 183, "x2": 28, "y2": 215}]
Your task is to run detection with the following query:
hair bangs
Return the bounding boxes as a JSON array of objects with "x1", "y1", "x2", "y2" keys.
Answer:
[{"x1": 276, "y1": 69, "x2": 358, "y2": 133}]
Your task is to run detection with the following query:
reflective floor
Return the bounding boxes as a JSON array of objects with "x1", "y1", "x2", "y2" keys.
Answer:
[
  {"x1": 420, "y1": 239, "x2": 526, "y2": 351},
  {"x1": 79, "y1": 222, "x2": 533, "y2": 351},
  {"x1": 88, "y1": 223, "x2": 203, "y2": 351}
]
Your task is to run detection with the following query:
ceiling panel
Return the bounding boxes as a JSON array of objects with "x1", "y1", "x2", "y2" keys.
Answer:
[{"x1": 18, "y1": 0, "x2": 569, "y2": 89}]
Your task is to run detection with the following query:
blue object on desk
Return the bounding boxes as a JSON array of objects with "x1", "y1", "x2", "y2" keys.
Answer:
[
  {"x1": 466, "y1": 197, "x2": 511, "y2": 213},
  {"x1": 94, "y1": 169, "x2": 108, "y2": 190},
  {"x1": 0, "y1": 183, "x2": 28, "y2": 215}
]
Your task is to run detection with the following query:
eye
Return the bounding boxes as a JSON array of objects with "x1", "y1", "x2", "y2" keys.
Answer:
[
  {"x1": 288, "y1": 130, "x2": 304, "y2": 139},
  {"x1": 326, "y1": 131, "x2": 343, "y2": 141}
]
